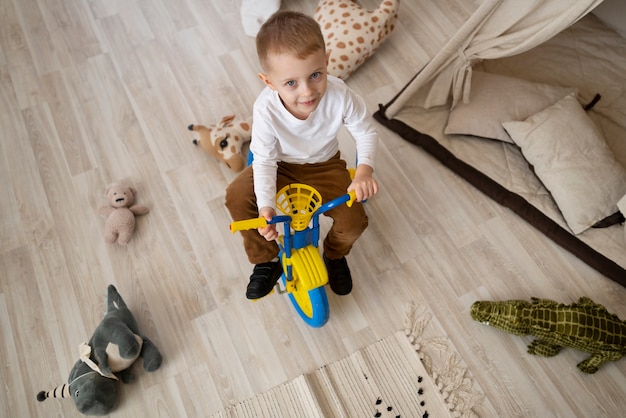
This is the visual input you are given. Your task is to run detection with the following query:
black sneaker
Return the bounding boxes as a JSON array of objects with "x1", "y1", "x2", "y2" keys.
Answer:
[
  {"x1": 246, "y1": 261, "x2": 283, "y2": 299},
  {"x1": 323, "y1": 254, "x2": 352, "y2": 295}
]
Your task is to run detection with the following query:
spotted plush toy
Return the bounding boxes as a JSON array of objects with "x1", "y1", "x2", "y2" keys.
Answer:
[
  {"x1": 314, "y1": 0, "x2": 400, "y2": 79},
  {"x1": 188, "y1": 115, "x2": 252, "y2": 173}
]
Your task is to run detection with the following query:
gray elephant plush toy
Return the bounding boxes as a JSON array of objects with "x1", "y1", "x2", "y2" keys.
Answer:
[{"x1": 37, "y1": 284, "x2": 162, "y2": 415}]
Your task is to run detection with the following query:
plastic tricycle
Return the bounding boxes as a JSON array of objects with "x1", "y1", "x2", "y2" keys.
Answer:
[{"x1": 230, "y1": 183, "x2": 356, "y2": 327}]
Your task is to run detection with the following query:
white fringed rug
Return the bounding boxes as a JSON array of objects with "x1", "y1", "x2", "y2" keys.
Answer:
[{"x1": 211, "y1": 303, "x2": 485, "y2": 418}]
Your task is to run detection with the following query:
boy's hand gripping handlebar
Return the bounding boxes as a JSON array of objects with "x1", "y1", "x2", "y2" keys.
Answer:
[{"x1": 229, "y1": 215, "x2": 292, "y2": 234}]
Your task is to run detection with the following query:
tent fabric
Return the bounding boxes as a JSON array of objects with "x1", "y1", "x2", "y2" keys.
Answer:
[
  {"x1": 382, "y1": 0, "x2": 604, "y2": 118},
  {"x1": 374, "y1": 9, "x2": 626, "y2": 287}
]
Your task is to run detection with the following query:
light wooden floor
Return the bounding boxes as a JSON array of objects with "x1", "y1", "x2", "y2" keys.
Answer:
[{"x1": 2, "y1": 0, "x2": 625, "y2": 416}]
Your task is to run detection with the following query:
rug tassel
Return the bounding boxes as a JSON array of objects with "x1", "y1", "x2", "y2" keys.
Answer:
[{"x1": 404, "y1": 302, "x2": 484, "y2": 418}]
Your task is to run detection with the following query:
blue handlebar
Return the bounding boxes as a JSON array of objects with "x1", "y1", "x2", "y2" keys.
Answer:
[{"x1": 317, "y1": 191, "x2": 356, "y2": 215}]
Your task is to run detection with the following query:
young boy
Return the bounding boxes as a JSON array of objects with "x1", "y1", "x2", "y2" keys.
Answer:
[{"x1": 225, "y1": 10, "x2": 379, "y2": 299}]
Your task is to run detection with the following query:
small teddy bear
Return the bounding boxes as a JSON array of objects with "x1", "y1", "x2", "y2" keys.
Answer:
[
  {"x1": 188, "y1": 114, "x2": 252, "y2": 172},
  {"x1": 99, "y1": 183, "x2": 149, "y2": 246}
]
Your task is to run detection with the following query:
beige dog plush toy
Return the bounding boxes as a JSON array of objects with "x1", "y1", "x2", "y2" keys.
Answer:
[
  {"x1": 99, "y1": 183, "x2": 149, "y2": 246},
  {"x1": 188, "y1": 115, "x2": 252, "y2": 172}
]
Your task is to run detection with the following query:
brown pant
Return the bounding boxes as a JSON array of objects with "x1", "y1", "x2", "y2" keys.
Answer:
[{"x1": 225, "y1": 152, "x2": 368, "y2": 264}]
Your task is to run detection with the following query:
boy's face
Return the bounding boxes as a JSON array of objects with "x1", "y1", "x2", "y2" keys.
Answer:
[{"x1": 259, "y1": 49, "x2": 329, "y2": 120}]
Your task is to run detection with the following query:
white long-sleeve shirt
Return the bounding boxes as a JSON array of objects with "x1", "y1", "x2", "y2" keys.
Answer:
[{"x1": 250, "y1": 75, "x2": 379, "y2": 210}]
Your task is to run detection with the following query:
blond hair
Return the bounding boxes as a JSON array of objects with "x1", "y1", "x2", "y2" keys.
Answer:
[{"x1": 256, "y1": 11, "x2": 326, "y2": 72}]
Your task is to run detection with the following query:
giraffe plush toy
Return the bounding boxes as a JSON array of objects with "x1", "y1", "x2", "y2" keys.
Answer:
[{"x1": 188, "y1": 115, "x2": 252, "y2": 173}]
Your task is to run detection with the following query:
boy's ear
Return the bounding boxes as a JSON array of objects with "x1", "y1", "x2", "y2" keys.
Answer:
[
  {"x1": 326, "y1": 50, "x2": 331, "y2": 66},
  {"x1": 258, "y1": 73, "x2": 275, "y2": 90}
]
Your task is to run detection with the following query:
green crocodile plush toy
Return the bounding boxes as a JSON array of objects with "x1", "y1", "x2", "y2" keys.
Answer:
[
  {"x1": 36, "y1": 285, "x2": 162, "y2": 415},
  {"x1": 470, "y1": 297, "x2": 626, "y2": 374}
]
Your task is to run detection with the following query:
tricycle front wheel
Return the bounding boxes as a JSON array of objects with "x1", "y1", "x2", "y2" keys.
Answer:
[
  {"x1": 281, "y1": 246, "x2": 330, "y2": 327},
  {"x1": 283, "y1": 275, "x2": 329, "y2": 327}
]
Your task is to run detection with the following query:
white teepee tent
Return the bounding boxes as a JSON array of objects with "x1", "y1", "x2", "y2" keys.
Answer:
[{"x1": 382, "y1": 0, "x2": 603, "y2": 117}]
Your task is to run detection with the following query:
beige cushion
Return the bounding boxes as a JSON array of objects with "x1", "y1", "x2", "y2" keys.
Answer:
[
  {"x1": 445, "y1": 72, "x2": 575, "y2": 143},
  {"x1": 503, "y1": 93, "x2": 626, "y2": 234}
]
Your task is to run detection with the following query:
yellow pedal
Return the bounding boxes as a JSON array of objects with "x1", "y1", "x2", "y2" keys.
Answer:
[{"x1": 250, "y1": 287, "x2": 275, "y2": 302}]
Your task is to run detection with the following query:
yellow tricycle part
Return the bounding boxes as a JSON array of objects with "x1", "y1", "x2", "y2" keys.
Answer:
[
  {"x1": 282, "y1": 245, "x2": 328, "y2": 319},
  {"x1": 229, "y1": 217, "x2": 267, "y2": 233},
  {"x1": 346, "y1": 190, "x2": 357, "y2": 207},
  {"x1": 275, "y1": 183, "x2": 322, "y2": 231},
  {"x1": 282, "y1": 245, "x2": 328, "y2": 293}
]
